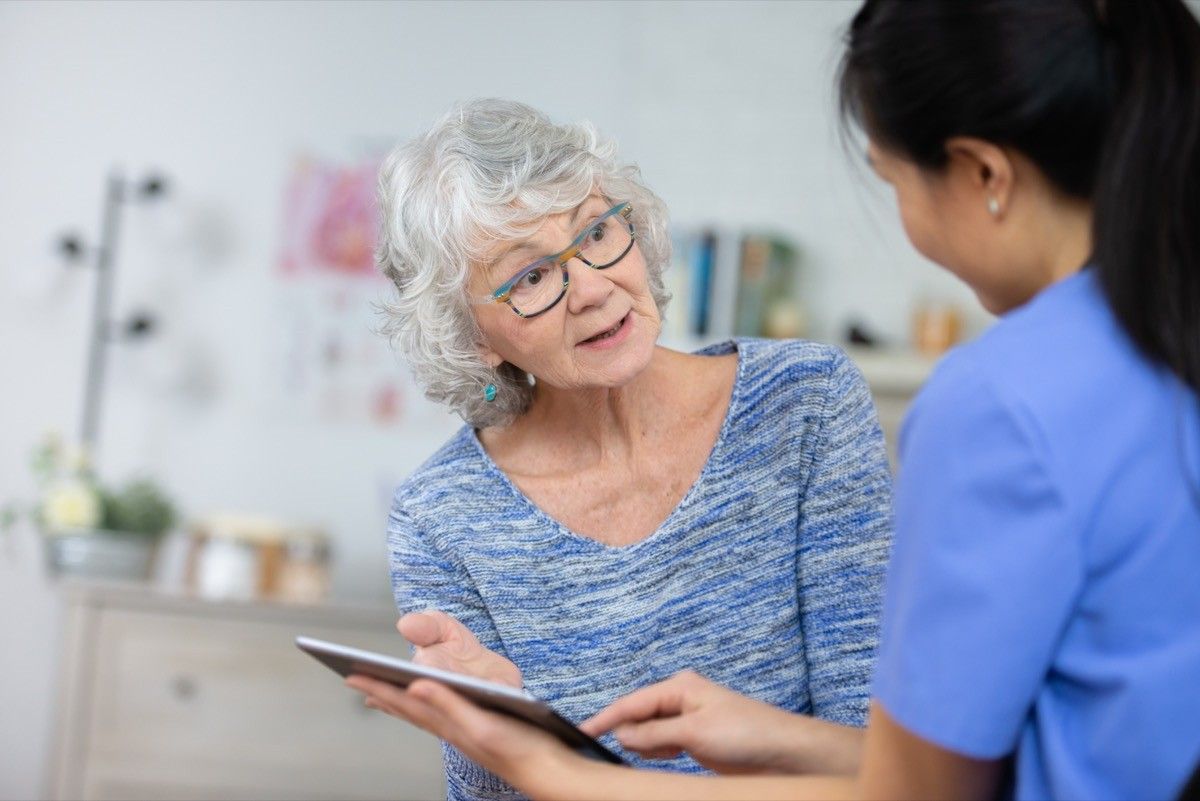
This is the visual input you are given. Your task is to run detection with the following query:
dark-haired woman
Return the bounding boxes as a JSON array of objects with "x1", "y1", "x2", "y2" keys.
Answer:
[{"x1": 345, "y1": 1, "x2": 1200, "y2": 798}]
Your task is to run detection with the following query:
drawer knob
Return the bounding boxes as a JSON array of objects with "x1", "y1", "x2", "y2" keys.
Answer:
[{"x1": 171, "y1": 675, "x2": 199, "y2": 701}]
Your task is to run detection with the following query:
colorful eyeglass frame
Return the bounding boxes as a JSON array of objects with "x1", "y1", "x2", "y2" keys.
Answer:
[{"x1": 474, "y1": 202, "x2": 636, "y2": 318}]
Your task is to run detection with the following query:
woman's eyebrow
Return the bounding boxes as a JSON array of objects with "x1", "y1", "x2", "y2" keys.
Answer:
[
  {"x1": 489, "y1": 198, "x2": 601, "y2": 276},
  {"x1": 493, "y1": 240, "x2": 539, "y2": 267},
  {"x1": 568, "y1": 196, "x2": 600, "y2": 227}
]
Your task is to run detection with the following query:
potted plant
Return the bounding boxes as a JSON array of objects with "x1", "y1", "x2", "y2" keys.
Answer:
[{"x1": 2, "y1": 433, "x2": 178, "y2": 581}]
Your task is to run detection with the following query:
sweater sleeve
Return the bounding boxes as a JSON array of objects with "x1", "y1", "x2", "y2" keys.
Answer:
[
  {"x1": 795, "y1": 349, "x2": 894, "y2": 726},
  {"x1": 387, "y1": 501, "x2": 525, "y2": 801},
  {"x1": 387, "y1": 503, "x2": 496, "y2": 644}
]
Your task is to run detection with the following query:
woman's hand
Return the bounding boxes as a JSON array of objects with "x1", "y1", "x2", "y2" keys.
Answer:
[
  {"x1": 581, "y1": 670, "x2": 863, "y2": 776},
  {"x1": 345, "y1": 675, "x2": 594, "y2": 799},
  {"x1": 399, "y1": 610, "x2": 523, "y2": 688}
]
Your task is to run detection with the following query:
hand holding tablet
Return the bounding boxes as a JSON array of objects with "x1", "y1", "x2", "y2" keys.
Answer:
[
  {"x1": 296, "y1": 635, "x2": 625, "y2": 764},
  {"x1": 396, "y1": 610, "x2": 524, "y2": 690}
]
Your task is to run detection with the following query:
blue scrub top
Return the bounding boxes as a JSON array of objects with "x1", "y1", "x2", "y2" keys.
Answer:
[{"x1": 874, "y1": 269, "x2": 1200, "y2": 800}]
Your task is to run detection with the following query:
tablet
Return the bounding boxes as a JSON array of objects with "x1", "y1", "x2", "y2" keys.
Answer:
[{"x1": 295, "y1": 635, "x2": 624, "y2": 764}]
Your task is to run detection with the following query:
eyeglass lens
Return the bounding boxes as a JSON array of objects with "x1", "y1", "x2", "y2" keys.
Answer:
[{"x1": 506, "y1": 212, "x2": 632, "y2": 316}]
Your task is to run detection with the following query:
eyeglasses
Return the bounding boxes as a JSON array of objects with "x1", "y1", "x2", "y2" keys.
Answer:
[{"x1": 472, "y1": 202, "x2": 636, "y2": 318}]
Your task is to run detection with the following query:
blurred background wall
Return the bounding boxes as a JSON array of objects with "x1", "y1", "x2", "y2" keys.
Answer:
[{"x1": 0, "y1": 1, "x2": 1006, "y2": 797}]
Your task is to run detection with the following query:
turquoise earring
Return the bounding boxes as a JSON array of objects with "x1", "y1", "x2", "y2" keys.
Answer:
[{"x1": 483, "y1": 383, "x2": 497, "y2": 402}]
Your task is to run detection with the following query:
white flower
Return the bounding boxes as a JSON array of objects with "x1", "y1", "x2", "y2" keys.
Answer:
[{"x1": 42, "y1": 480, "x2": 102, "y2": 533}]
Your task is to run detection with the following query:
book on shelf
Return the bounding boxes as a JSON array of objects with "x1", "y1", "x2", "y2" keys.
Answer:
[
  {"x1": 691, "y1": 230, "x2": 717, "y2": 337},
  {"x1": 735, "y1": 234, "x2": 799, "y2": 338},
  {"x1": 666, "y1": 227, "x2": 802, "y2": 345}
]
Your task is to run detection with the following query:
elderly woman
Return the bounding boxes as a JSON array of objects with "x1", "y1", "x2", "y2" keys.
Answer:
[{"x1": 366, "y1": 99, "x2": 891, "y2": 801}]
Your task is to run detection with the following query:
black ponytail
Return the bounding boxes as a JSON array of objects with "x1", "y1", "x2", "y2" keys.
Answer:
[
  {"x1": 839, "y1": 0, "x2": 1200, "y2": 392},
  {"x1": 1093, "y1": 0, "x2": 1200, "y2": 391}
]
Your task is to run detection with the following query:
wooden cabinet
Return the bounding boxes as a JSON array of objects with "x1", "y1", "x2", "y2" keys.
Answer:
[{"x1": 49, "y1": 583, "x2": 444, "y2": 801}]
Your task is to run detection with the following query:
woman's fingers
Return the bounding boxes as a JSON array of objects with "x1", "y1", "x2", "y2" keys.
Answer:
[
  {"x1": 345, "y1": 674, "x2": 411, "y2": 712},
  {"x1": 397, "y1": 610, "x2": 461, "y2": 647},
  {"x1": 409, "y1": 644, "x2": 460, "y2": 674},
  {"x1": 346, "y1": 675, "x2": 465, "y2": 739},
  {"x1": 345, "y1": 674, "x2": 389, "y2": 697},
  {"x1": 407, "y1": 678, "x2": 495, "y2": 734},
  {"x1": 395, "y1": 612, "x2": 524, "y2": 688},
  {"x1": 348, "y1": 674, "x2": 587, "y2": 794},
  {"x1": 347, "y1": 675, "x2": 498, "y2": 741},
  {"x1": 613, "y1": 715, "x2": 694, "y2": 756},
  {"x1": 580, "y1": 676, "x2": 690, "y2": 736},
  {"x1": 399, "y1": 679, "x2": 551, "y2": 771},
  {"x1": 389, "y1": 680, "x2": 469, "y2": 738}
]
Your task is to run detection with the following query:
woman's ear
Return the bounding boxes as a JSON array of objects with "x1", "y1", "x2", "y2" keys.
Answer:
[
  {"x1": 944, "y1": 136, "x2": 1015, "y2": 216},
  {"x1": 476, "y1": 341, "x2": 505, "y2": 369}
]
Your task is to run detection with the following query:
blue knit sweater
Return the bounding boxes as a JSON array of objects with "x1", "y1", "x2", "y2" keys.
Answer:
[{"x1": 388, "y1": 338, "x2": 893, "y2": 801}]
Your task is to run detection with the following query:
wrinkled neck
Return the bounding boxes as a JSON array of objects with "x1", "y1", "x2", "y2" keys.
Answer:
[{"x1": 518, "y1": 348, "x2": 677, "y2": 464}]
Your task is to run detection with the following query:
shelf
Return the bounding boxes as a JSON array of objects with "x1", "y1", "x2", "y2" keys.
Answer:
[
  {"x1": 843, "y1": 346, "x2": 940, "y2": 396},
  {"x1": 661, "y1": 335, "x2": 939, "y2": 398}
]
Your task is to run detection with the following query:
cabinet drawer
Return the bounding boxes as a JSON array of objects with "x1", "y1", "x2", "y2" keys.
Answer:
[{"x1": 84, "y1": 608, "x2": 443, "y2": 799}]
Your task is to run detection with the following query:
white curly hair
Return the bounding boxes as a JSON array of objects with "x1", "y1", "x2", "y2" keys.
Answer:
[{"x1": 376, "y1": 98, "x2": 672, "y2": 428}]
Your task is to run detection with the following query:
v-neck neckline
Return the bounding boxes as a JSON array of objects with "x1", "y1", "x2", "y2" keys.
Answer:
[{"x1": 468, "y1": 340, "x2": 746, "y2": 554}]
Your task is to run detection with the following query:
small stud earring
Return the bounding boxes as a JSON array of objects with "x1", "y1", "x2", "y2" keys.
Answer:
[
  {"x1": 483, "y1": 383, "x2": 497, "y2": 402},
  {"x1": 987, "y1": 197, "x2": 1000, "y2": 216}
]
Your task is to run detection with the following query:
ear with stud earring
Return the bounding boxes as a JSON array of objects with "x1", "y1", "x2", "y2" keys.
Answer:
[
  {"x1": 987, "y1": 196, "x2": 1000, "y2": 216},
  {"x1": 483, "y1": 382, "x2": 497, "y2": 402}
]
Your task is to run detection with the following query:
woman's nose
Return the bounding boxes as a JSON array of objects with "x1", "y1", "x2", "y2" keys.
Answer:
[{"x1": 565, "y1": 257, "x2": 614, "y2": 314}]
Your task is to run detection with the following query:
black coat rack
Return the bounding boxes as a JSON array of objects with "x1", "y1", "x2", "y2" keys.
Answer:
[{"x1": 59, "y1": 170, "x2": 168, "y2": 459}]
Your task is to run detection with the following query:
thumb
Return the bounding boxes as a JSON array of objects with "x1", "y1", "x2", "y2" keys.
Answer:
[{"x1": 398, "y1": 610, "x2": 456, "y2": 647}]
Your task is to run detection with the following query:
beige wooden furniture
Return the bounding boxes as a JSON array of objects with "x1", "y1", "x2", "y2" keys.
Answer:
[{"x1": 49, "y1": 581, "x2": 445, "y2": 801}]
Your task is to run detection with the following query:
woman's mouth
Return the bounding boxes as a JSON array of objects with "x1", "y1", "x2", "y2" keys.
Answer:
[{"x1": 578, "y1": 313, "x2": 632, "y2": 347}]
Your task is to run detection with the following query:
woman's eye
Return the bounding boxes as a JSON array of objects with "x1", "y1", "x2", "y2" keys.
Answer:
[
  {"x1": 587, "y1": 223, "x2": 607, "y2": 243},
  {"x1": 520, "y1": 268, "x2": 545, "y2": 287}
]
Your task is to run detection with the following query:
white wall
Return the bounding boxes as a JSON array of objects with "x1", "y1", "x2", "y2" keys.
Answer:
[{"x1": 0, "y1": 2, "x2": 976, "y2": 798}]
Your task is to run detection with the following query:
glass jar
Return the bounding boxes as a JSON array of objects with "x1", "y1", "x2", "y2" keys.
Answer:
[{"x1": 276, "y1": 531, "x2": 331, "y2": 604}]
